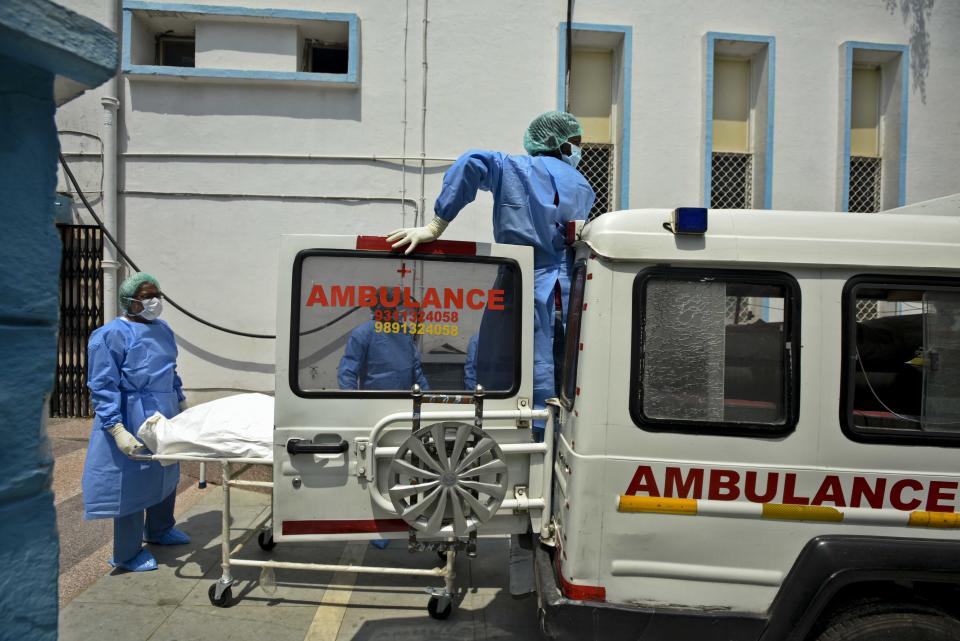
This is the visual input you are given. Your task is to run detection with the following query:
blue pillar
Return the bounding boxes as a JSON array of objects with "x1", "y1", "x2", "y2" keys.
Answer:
[
  {"x1": 0, "y1": 54, "x2": 62, "y2": 641},
  {"x1": 0, "y1": 2, "x2": 117, "y2": 637}
]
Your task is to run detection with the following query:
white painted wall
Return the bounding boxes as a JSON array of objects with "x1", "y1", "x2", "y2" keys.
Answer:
[
  {"x1": 195, "y1": 21, "x2": 298, "y2": 71},
  {"x1": 53, "y1": 0, "x2": 960, "y2": 400}
]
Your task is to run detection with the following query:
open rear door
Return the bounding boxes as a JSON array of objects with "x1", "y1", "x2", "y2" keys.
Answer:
[{"x1": 273, "y1": 234, "x2": 549, "y2": 544}]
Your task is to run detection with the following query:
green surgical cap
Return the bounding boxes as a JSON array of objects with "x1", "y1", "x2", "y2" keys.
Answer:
[
  {"x1": 119, "y1": 272, "x2": 160, "y2": 311},
  {"x1": 522, "y1": 110, "x2": 583, "y2": 155}
]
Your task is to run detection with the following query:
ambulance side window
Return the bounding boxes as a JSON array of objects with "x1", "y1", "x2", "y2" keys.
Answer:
[
  {"x1": 290, "y1": 251, "x2": 522, "y2": 398},
  {"x1": 630, "y1": 268, "x2": 800, "y2": 436},
  {"x1": 561, "y1": 262, "x2": 587, "y2": 408},
  {"x1": 842, "y1": 276, "x2": 960, "y2": 445}
]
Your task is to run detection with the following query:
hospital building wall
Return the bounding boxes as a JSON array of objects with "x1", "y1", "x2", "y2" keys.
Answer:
[{"x1": 53, "y1": 0, "x2": 960, "y2": 400}]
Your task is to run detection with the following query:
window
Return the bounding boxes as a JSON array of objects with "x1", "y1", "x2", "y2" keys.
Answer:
[
  {"x1": 842, "y1": 277, "x2": 960, "y2": 445},
  {"x1": 631, "y1": 269, "x2": 799, "y2": 436},
  {"x1": 302, "y1": 40, "x2": 348, "y2": 74},
  {"x1": 290, "y1": 251, "x2": 521, "y2": 398},
  {"x1": 841, "y1": 43, "x2": 909, "y2": 211},
  {"x1": 569, "y1": 48, "x2": 616, "y2": 218},
  {"x1": 848, "y1": 66, "x2": 881, "y2": 212},
  {"x1": 561, "y1": 262, "x2": 587, "y2": 407},
  {"x1": 123, "y1": 2, "x2": 359, "y2": 86},
  {"x1": 559, "y1": 24, "x2": 632, "y2": 213},
  {"x1": 711, "y1": 58, "x2": 752, "y2": 209},
  {"x1": 704, "y1": 33, "x2": 775, "y2": 210},
  {"x1": 156, "y1": 35, "x2": 195, "y2": 67}
]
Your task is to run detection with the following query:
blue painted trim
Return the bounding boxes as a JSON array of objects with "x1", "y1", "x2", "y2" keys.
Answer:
[
  {"x1": 558, "y1": 22, "x2": 632, "y2": 209},
  {"x1": 0, "y1": 0, "x2": 117, "y2": 88},
  {"x1": 841, "y1": 42, "x2": 909, "y2": 210},
  {"x1": 123, "y1": 1, "x2": 355, "y2": 22},
  {"x1": 704, "y1": 32, "x2": 776, "y2": 209},
  {"x1": 122, "y1": 1, "x2": 358, "y2": 86}
]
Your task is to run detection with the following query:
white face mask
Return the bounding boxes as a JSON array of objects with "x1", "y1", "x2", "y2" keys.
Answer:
[
  {"x1": 563, "y1": 144, "x2": 582, "y2": 169},
  {"x1": 132, "y1": 297, "x2": 163, "y2": 321}
]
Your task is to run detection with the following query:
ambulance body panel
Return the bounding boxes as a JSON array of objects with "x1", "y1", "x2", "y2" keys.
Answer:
[{"x1": 547, "y1": 206, "x2": 960, "y2": 634}]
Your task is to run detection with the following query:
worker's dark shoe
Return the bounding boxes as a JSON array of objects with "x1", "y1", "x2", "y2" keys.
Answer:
[
  {"x1": 110, "y1": 548, "x2": 158, "y2": 572},
  {"x1": 145, "y1": 527, "x2": 191, "y2": 545}
]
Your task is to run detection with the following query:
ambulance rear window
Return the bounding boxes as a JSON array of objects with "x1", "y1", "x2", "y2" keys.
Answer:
[
  {"x1": 290, "y1": 251, "x2": 521, "y2": 397},
  {"x1": 631, "y1": 268, "x2": 800, "y2": 436},
  {"x1": 842, "y1": 276, "x2": 960, "y2": 445}
]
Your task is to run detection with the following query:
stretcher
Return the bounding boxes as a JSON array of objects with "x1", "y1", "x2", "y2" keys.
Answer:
[{"x1": 130, "y1": 388, "x2": 556, "y2": 617}]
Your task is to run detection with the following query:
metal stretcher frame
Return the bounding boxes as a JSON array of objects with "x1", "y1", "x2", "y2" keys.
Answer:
[{"x1": 130, "y1": 405, "x2": 555, "y2": 611}]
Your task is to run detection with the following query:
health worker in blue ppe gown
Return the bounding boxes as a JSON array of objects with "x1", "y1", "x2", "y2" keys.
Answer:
[
  {"x1": 81, "y1": 272, "x2": 191, "y2": 573},
  {"x1": 338, "y1": 307, "x2": 430, "y2": 391},
  {"x1": 388, "y1": 111, "x2": 595, "y2": 439}
]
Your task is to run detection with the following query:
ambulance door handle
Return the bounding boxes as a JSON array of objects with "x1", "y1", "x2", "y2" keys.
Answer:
[{"x1": 286, "y1": 438, "x2": 349, "y2": 455}]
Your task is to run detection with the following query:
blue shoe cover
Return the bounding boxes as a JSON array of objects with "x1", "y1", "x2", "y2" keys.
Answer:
[
  {"x1": 145, "y1": 527, "x2": 191, "y2": 545},
  {"x1": 110, "y1": 548, "x2": 158, "y2": 572},
  {"x1": 369, "y1": 539, "x2": 390, "y2": 549}
]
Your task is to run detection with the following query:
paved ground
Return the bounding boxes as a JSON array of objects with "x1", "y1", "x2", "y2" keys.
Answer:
[{"x1": 52, "y1": 418, "x2": 541, "y2": 641}]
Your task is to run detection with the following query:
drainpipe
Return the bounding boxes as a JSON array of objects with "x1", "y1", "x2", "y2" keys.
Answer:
[
  {"x1": 100, "y1": 96, "x2": 120, "y2": 321},
  {"x1": 418, "y1": 0, "x2": 429, "y2": 228},
  {"x1": 99, "y1": 0, "x2": 121, "y2": 321}
]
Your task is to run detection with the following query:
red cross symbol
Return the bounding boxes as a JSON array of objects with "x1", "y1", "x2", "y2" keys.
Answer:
[{"x1": 396, "y1": 263, "x2": 411, "y2": 277}]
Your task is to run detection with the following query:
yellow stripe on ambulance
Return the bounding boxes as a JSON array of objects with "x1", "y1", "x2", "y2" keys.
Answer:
[{"x1": 616, "y1": 495, "x2": 960, "y2": 529}]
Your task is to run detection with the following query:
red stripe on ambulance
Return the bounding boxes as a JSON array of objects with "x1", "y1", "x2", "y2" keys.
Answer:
[
  {"x1": 282, "y1": 519, "x2": 408, "y2": 535},
  {"x1": 355, "y1": 235, "x2": 477, "y2": 255}
]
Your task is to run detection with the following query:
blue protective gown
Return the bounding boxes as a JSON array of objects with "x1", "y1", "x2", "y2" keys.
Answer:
[
  {"x1": 82, "y1": 317, "x2": 184, "y2": 519},
  {"x1": 463, "y1": 334, "x2": 480, "y2": 390},
  {"x1": 338, "y1": 320, "x2": 430, "y2": 391},
  {"x1": 434, "y1": 150, "x2": 595, "y2": 427}
]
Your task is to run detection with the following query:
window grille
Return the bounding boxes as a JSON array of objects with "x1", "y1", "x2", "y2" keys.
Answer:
[
  {"x1": 52, "y1": 225, "x2": 103, "y2": 418},
  {"x1": 710, "y1": 152, "x2": 753, "y2": 209},
  {"x1": 855, "y1": 299, "x2": 879, "y2": 322},
  {"x1": 849, "y1": 156, "x2": 882, "y2": 213},
  {"x1": 579, "y1": 143, "x2": 615, "y2": 219}
]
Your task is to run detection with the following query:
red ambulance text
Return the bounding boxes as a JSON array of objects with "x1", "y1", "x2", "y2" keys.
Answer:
[
  {"x1": 305, "y1": 285, "x2": 505, "y2": 311},
  {"x1": 624, "y1": 465, "x2": 959, "y2": 513}
]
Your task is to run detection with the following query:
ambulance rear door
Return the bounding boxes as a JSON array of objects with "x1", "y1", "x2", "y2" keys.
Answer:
[{"x1": 273, "y1": 235, "x2": 540, "y2": 543}]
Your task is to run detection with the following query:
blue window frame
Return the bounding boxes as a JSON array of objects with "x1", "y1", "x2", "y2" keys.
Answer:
[
  {"x1": 703, "y1": 32, "x2": 776, "y2": 210},
  {"x1": 122, "y1": 1, "x2": 358, "y2": 87},
  {"x1": 840, "y1": 42, "x2": 909, "y2": 211}
]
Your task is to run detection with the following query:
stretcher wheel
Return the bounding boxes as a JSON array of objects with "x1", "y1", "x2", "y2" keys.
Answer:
[
  {"x1": 389, "y1": 422, "x2": 508, "y2": 537},
  {"x1": 208, "y1": 583, "x2": 233, "y2": 608},
  {"x1": 427, "y1": 595, "x2": 453, "y2": 620},
  {"x1": 257, "y1": 531, "x2": 276, "y2": 551}
]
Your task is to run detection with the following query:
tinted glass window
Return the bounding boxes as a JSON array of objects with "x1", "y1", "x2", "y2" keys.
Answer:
[
  {"x1": 292, "y1": 253, "x2": 521, "y2": 396},
  {"x1": 632, "y1": 269, "x2": 799, "y2": 435},
  {"x1": 561, "y1": 262, "x2": 587, "y2": 406},
  {"x1": 845, "y1": 279, "x2": 960, "y2": 440}
]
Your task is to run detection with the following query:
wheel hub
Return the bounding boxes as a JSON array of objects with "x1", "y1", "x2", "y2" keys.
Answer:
[{"x1": 388, "y1": 421, "x2": 509, "y2": 536}]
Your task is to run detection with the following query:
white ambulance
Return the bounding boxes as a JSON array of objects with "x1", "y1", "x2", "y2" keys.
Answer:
[{"x1": 271, "y1": 196, "x2": 960, "y2": 640}]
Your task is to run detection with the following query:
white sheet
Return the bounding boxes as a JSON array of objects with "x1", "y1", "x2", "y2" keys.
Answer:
[{"x1": 138, "y1": 393, "x2": 274, "y2": 463}]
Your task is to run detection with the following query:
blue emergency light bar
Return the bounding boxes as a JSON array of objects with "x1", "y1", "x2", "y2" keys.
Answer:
[{"x1": 671, "y1": 207, "x2": 708, "y2": 235}]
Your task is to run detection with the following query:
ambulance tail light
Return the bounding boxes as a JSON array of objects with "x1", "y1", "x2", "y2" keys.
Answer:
[
  {"x1": 555, "y1": 555, "x2": 606, "y2": 602},
  {"x1": 356, "y1": 235, "x2": 477, "y2": 255},
  {"x1": 565, "y1": 220, "x2": 585, "y2": 245}
]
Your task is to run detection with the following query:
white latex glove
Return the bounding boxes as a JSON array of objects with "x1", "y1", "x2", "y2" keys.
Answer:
[
  {"x1": 107, "y1": 423, "x2": 144, "y2": 456},
  {"x1": 386, "y1": 216, "x2": 449, "y2": 255}
]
